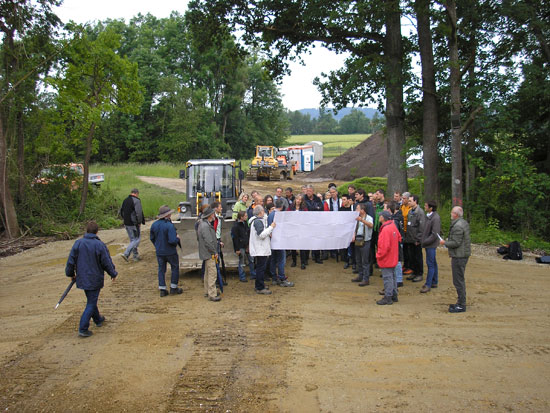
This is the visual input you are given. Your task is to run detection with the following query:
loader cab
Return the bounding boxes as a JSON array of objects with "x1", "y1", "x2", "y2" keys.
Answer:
[{"x1": 178, "y1": 159, "x2": 242, "y2": 219}]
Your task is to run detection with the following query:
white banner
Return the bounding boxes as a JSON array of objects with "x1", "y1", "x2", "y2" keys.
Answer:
[{"x1": 271, "y1": 211, "x2": 359, "y2": 250}]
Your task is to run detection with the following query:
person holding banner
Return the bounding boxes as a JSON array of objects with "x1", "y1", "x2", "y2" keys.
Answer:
[
  {"x1": 65, "y1": 221, "x2": 117, "y2": 337},
  {"x1": 289, "y1": 194, "x2": 309, "y2": 269},
  {"x1": 304, "y1": 185, "x2": 324, "y2": 264},
  {"x1": 351, "y1": 203, "x2": 374, "y2": 286},
  {"x1": 376, "y1": 211, "x2": 402, "y2": 305},
  {"x1": 249, "y1": 205, "x2": 275, "y2": 295}
]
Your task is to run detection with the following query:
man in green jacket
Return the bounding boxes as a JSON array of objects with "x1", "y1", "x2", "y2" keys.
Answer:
[{"x1": 440, "y1": 206, "x2": 471, "y2": 313}]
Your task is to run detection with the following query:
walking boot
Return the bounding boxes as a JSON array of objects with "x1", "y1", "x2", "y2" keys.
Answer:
[
  {"x1": 301, "y1": 263, "x2": 306, "y2": 270},
  {"x1": 412, "y1": 275, "x2": 423, "y2": 283},
  {"x1": 420, "y1": 285, "x2": 430, "y2": 293},
  {"x1": 358, "y1": 279, "x2": 370, "y2": 286},
  {"x1": 351, "y1": 276, "x2": 362, "y2": 282},
  {"x1": 392, "y1": 293, "x2": 399, "y2": 302},
  {"x1": 170, "y1": 287, "x2": 183, "y2": 295},
  {"x1": 160, "y1": 289, "x2": 169, "y2": 297},
  {"x1": 291, "y1": 261, "x2": 297, "y2": 268},
  {"x1": 343, "y1": 261, "x2": 350, "y2": 269},
  {"x1": 376, "y1": 296, "x2": 393, "y2": 305}
]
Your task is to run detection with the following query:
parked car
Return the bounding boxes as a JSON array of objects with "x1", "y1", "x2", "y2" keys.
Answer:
[{"x1": 33, "y1": 163, "x2": 105, "y2": 189}]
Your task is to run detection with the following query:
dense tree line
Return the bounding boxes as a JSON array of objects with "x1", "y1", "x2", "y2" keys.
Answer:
[
  {"x1": 0, "y1": 0, "x2": 549, "y2": 242},
  {"x1": 188, "y1": 0, "x2": 550, "y2": 240},
  {"x1": 287, "y1": 109, "x2": 385, "y2": 135},
  {"x1": 0, "y1": 2, "x2": 288, "y2": 236}
]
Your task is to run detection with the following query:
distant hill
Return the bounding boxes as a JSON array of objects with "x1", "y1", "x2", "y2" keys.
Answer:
[{"x1": 298, "y1": 107, "x2": 379, "y2": 121}]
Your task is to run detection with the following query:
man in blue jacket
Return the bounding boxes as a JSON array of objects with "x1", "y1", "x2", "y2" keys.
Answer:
[
  {"x1": 150, "y1": 205, "x2": 182, "y2": 297},
  {"x1": 65, "y1": 221, "x2": 118, "y2": 338}
]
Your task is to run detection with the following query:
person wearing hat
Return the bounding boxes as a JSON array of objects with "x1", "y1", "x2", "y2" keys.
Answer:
[
  {"x1": 376, "y1": 210, "x2": 402, "y2": 305},
  {"x1": 150, "y1": 205, "x2": 183, "y2": 297},
  {"x1": 197, "y1": 206, "x2": 221, "y2": 301}
]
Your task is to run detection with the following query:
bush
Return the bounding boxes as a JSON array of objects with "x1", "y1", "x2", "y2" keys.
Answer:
[
  {"x1": 337, "y1": 177, "x2": 424, "y2": 198},
  {"x1": 18, "y1": 180, "x2": 121, "y2": 238}
]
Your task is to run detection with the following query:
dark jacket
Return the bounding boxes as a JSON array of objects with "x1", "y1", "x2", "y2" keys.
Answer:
[
  {"x1": 65, "y1": 233, "x2": 117, "y2": 290},
  {"x1": 150, "y1": 218, "x2": 179, "y2": 256},
  {"x1": 421, "y1": 211, "x2": 441, "y2": 249},
  {"x1": 445, "y1": 217, "x2": 471, "y2": 258},
  {"x1": 121, "y1": 194, "x2": 145, "y2": 227},
  {"x1": 304, "y1": 194, "x2": 323, "y2": 211},
  {"x1": 404, "y1": 206, "x2": 425, "y2": 244},
  {"x1": 231, "y1": 220, "x2": 250, "y2": 252}
]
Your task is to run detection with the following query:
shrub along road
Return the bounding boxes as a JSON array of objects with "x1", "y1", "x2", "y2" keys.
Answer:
[{"x1": 1, "y1": 177, "x2": 549, "y2": 412}]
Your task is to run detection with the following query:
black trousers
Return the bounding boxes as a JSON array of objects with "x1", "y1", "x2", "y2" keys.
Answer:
[
  {"x1": 411, "y1": 243, "x2": 424, "y2": 275},
  {"x1": 403, "y1": 242, "x2": 413, "y2": 270},
  {"x1": 291, "y1": 250, "x2": 308, "y2": 264}
]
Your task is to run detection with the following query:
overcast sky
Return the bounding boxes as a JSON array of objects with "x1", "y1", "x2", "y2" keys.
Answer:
[{"x1": 54, "y1": 0, "x2": 355, "y2": 111}]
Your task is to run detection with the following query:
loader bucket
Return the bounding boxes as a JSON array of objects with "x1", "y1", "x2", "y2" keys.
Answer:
[{"x1": 173, "y1": 218, "x2": 240, "y2": 270}]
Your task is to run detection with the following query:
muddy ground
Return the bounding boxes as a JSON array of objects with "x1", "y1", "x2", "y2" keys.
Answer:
[{"x1": 1, "y1": 175, "x2": 549, "y2": 412}]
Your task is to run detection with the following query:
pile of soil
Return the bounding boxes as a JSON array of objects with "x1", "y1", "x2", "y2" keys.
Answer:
[
  {"x1": 309, "y1": 132, "x2": 425, "y2": 181},
  {"x1": 308, "y1": 131, "x2": 388, "y2": 181}
]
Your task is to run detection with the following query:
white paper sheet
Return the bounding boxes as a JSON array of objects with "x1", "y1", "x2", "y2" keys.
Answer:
[{"x1": 271, "y1": 211, "x2": 359, "y2": 250}]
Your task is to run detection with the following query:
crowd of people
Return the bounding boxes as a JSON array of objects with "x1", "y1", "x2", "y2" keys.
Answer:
[{"x1": 65, "y1": 185, "x2": 471, "y2": 337}]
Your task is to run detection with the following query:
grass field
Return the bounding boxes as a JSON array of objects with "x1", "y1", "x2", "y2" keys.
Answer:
[
  {"x1": 91, "y1": 163, "x2": 186, "y2": 219},
  {"x1": 284, "y1": 134, "x2": 369, "y2": 158}
]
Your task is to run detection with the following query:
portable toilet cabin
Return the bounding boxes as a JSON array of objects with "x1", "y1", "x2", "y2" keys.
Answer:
[
  {"x1": 305, "y1": 141, "x2": 323, "y2": 163},
  {"x1": 301, "y1": 150, "x2": 315, "y2": 171}
]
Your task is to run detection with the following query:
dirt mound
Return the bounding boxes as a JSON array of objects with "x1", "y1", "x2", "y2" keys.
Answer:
[{"x1": 308, "y1": 131, "x2": 388, "y2": 180}]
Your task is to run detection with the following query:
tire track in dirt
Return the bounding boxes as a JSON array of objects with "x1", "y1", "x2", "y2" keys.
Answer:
[{"x1": 166, "y1": 297, "x2": 302, "y2": 412}]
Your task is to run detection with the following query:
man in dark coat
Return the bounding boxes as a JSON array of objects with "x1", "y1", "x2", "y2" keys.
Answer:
[
  {"x1": 150, "y1": 205, "x2": 182, "y2": 297},
  {"x1": 65, "y1": 221, "x2": 117, "y2": 337},
  {"x1": 231, "y1": 211, "x2": 255, "y2": 282},
  {"x1": 304, "y1": 185, "x2": 324, "y2": 264},
  {"x1": 121, "y1": 188, "x2": 145, "y2": 262},
  {"x1": 420, "y1": 201, "x2": 441, "y2": 293}
]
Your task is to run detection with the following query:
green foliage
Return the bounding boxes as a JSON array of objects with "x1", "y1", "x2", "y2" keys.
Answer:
[
  {"x1": 469, "y1": 143, "x2": 550, "y2": 239},
  {"x1": 337, "y1": 177, "x2": 424, "y2": 198}
]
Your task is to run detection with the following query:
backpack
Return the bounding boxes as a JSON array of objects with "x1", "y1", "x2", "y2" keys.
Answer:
[
  {"x1": 536, "y1": 256, "x2": 550, "y2": 264},
  {"x1": 503, "y1": 241, "x2": 522, "y2": 260},
  {"x1": 497, "y1": 245, "x2": 509, "y2": 255}
]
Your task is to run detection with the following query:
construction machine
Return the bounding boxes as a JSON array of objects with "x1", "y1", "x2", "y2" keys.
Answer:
[
  {"x1": 246, "y1": 145, "x2": 293, "y2": 181},
  {"x1": 174, "y1": 159, "x2": 244, "y2": 270}
]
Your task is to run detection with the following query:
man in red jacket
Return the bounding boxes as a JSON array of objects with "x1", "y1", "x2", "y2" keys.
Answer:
[{"x1": 376, "y1": 210, "x2": 402, "y2": 305}]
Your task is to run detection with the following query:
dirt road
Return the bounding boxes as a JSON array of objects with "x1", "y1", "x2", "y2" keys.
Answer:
[{"x1": 1, "y1": 177, "x2": 549, "y2": 412}]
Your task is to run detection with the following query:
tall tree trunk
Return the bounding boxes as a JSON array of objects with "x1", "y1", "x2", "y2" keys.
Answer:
[
  {"x1": 446, "y1": 0, "x2": 463, "y2": 207},
  {"x1": 415, "y1": 0, "x2": 439, "y2": 202},
  {"x1": 17, "y1": 111, "x2": 25, "y2": 202},
  {"x1": 0, "y1": 114, "x2": 20, "y2": 238},
  {"x1": 79, "y1": 122, "x2": 95, "y2": 215},
  {"x1": 384, "y1": 0, "x2": 408, "y2": 195}
]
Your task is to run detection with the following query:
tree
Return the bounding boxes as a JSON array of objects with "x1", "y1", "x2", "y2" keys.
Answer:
[
  {"x1": 50, "y1": 25, "x2": 142, "y2": 214},
  {"x1": 0, "y1": 0, "x2": 61, "y2": 238},
  {"x1": 339, "y1": 109, "x2": 371, "y2": 134},
  {"x1": 188, "y1": 0, "x2": 410, "y2": 194},
  {"x1": 414, "y1": 0, "x2": 440, "y2": 202}
]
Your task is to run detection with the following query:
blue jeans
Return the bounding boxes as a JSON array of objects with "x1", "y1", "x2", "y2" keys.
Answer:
[
  {"x1": 254, "y1": 256, "x2": 268, "y2": 291},
  {"x1": 394, "y1": 261, "x2": 403, "y2": 283},
  {"x1": 270, "y1": 250, "x2": 286, "y2": 280},
  {"x1": 157, "y1": 254, "x2": 180, "y2": 289},
  {"x1": 124, "y1": 225, "x2": 141, "y2": 258},
  {"x1": 237, "y1": 248, "x2": 255, "y2": 280},
  {"x1": 79, "y1": 289, "x2": 101, "y2": 333},
  {"x1": 425, "y1": 248, "x2": 438, "y2": 287}
]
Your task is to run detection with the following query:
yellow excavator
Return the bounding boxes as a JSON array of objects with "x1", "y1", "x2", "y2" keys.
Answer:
[{"x1": 246, "y1": 145, "x2": 293, "y2": 181}]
